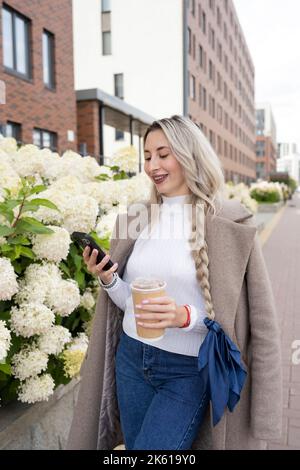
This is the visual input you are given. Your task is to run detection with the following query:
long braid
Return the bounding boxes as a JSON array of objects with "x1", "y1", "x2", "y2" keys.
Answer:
[{"x1": 189, "y1": 197, "x2": 215, "y2": 320}]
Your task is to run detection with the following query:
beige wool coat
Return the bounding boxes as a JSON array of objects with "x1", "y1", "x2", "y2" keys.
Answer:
[{"x1": 66, "y1": 198, "x2": 282, "y2": 450}]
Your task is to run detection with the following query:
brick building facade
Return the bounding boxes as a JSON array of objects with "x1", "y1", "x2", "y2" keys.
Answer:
[
  {"x1": 0, "y1": 0, "x2": 77, "y2": 153},
  {"x1": 187, "y1": 0, "x2": 256, "y2": 184}
]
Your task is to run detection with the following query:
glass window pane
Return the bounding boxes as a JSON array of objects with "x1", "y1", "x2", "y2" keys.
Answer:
[
  {"x1": 15, "y1": 16, "x2": 27, "y2": 74},
  {"x1": 42, "y1": 131, "x2": 51, "y2": 148},
  {"x1": 6, "y1": 123, "x2": 13, "y2": 138},
  {"x1": 103, "y1": 31, "x2": 111, "y2": 54},
  {"x1": 2, "y1": 9, "x2": 13, "y2": 68},
  {"x1": 33, "y1": 129, "x2": 41, "y2": 146},
  {"x1": 43, "y1": 32, "x2": 50, "y2": 85},
  {"x1": 102, "y1": 0, "x2": 111, "y2": 12}
]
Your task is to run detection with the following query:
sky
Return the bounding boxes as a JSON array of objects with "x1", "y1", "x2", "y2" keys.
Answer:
[{"x1": 234, "y1": 0, "x2": 300, "y2": 151}]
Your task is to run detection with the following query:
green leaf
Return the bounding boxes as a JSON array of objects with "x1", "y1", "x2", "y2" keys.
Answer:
[
  {"x1": 15, "y1": 217, "x2": 54, "y2": 235},
  {"x1": 0, "y1": 225, "x2": 15, "y2": 236},
  {"x1": 73, "y1": 254, "x2": 82, "y2": 271},
  {"x1": 29, "y1": 185, "x2": 47, "y2": 196},
  {"x1": 1, "y1": 210, "x2": 14, "y2": 224},
  {"x1": 7, "y1": 235, "x2": 30, "y2": 245},
  {"x1": 19, "y1": 246, "x2": 35, "y2": 259},
  {"x1": 0, "y1": 243, "x2": 13, "y2": 253},
  {"x1": 12, "y1": 245, "x2": 22, "y2": 260},
  {"x1": 3, "y1": 188, "x2": 11, "y2": 197},
  {"x1": 26, "y1": 198, "x2": 59, "y2": 211},
  {"x1": 0, "y1": 310, "x2": 10, "y2": 321},
  {"x1": 11, "y1": 260, "x2": 23, "y2": 274},
  {"x1": 4, "y1": 200, "x2": 21, "y2": 210},
  {"x1": 74, "y1": 270, "x2": 85, "y2": 289},
  {"x1": 0, "y1": 363, "x2": 11, "y2": 375},
  {"x1": 59, "y1": 261, "x2": 71, "y2": 278},
  {"x1": 22, "y1": 203, "x2": 39, "y2": 213}
]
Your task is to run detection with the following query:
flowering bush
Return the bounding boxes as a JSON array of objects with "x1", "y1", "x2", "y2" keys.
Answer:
[
  {"x1": 111, "y1": 145, "x2": 139, "y2": 174},
  {"x1": 0, "y1": 137, "x2": 259, "y2": 406},
  {"x1": 250, "y1": 181, "x2": 284, "y2": 203},
  {"x1": 223, "y1": 182, "x2": 258, "y2": 214},
  {"x1": 0, "y1": 137, "x2": 152, "y2": 406}
]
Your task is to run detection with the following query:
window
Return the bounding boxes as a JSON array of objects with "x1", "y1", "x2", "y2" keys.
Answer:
[
  {"x1": 43, "y1": 30, "x2": 55, "y2": 88},
  {"x1": 217, "y1": 72, "x2": 222, "y2": 92},
  {"x1": 102, "y1": 31, "x2": 111, "y2": 55},
  {"x1": 192, "y1": 34, "x2": 196, "y2": 59},
  {"x1": 114, "y1": 73, "x2": 124, "y2": 99},
  {"x1": 202, "y1": 12, "x2": 206, "y2": 34},
  {"x1": 199, "y1": 45, "x2": 203, "y2": 67},
  {"x1": 209, "y1": 26, "x2": 215, "y2": 49},
  {"x1": 217, "y1": 7, "x2": 221, "y2": 26},
  {"x1": 256, "y1": 140, "x2": 265, "y2": 157},
  {"x1": 256, "y1": 109, "x2": 265, "y2": 135},
  {"x1": 190, "y1": 0, "x2": 195, "y2": 16},
  {"x1": 6, "y1": 121, "x2": 21, "y2": 142},
  {"x1": 188, "y1": 27, "x2": 192, "y2": 55},
  {"x1": 101, "y1": 0, "x2": 111, "y2": 12},
  {"x1": 201, "y1": 86, "x2": 207, "y2": 110},
  {"x1": 209, "y1": 60, "x2": 213, "y2": 80},
  {"x1": 33, "y1": 128, "x2": 57, "y2": 151},
  {"x1": 115, "y1": 129, "x2": 124, "y2": 141},
  {"x1": 189, "y1": 74, "x2": 196, "y2": 100},
  {"x1": 2, "y1": 5, "x2": 31, "y2": 78}
]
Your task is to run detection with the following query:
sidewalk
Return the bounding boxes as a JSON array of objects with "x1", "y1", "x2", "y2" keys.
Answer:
[{"x1": 261, "y1": 193, "x2": 300, "y2": 450}]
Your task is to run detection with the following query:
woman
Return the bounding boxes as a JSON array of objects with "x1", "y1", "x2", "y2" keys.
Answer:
[{"x1": 66, "y1": 116, "x2": 282, "y2": 450}]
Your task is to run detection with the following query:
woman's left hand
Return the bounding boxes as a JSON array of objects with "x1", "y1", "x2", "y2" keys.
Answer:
[{"x1": 134, "y1": 296, "x2": 187, "y2": 329}]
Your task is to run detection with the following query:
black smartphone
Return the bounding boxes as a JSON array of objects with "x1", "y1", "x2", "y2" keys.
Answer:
[{"x1": 71, "y1": 232, "x2": 115, "y2": 271}]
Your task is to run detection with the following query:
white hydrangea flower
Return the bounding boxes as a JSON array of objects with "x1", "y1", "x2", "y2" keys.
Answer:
[
  {"x1": 95, "y1": 210, "x2": 119, "y2": 239},
  {"x1": 0, "y1": 320, "x2": 11, "y2": 362},
  {"x1": 14, "y1": 278, "x2": 48, "y2": 305},
  {"x1": 46, "y1": 279, "x2": 80, "y2": 317},
  {"x1": 17, "y1": 374, "x2": 55, "y2": 403},
  {"x1": 32, "y1": 226, "x2": 71, "y2": 263},
  {"x1": 37, "y1": 325, "x2": 72, "y2": 355},
  {"x1": 12, "y1": 145, "x2": 47, "y2": 177},
  {"x1": 62, "y1": 195, "x2": 99, "y2": 234},
  {"x1": 111, "y1": 146, "x2": 138, "y2": 173},
  {"x1": 67, "y1": 332, "x2": 89, "y2": 352},
  {"x1": 0, "y1": 257, "x2": 19, "y2": 301},
  {"x1": 0, "y1": 137, "x2": 18, "y2": 154},
  {"x1": 0, "y1": 160, "x2": 20, "y2": 194},
  {"x1": 11, "y1": 346, "x2": 48, "y2": 381},
  {"x1": 10, "y1": 303, "x2": 55, "y2": 337},
  {"x1": 30, "y1": 188, "x2": 70, "y2": 224},
  {"x1": 15, "y1": 262, "x2": 64, "y2": 306},
  {"x1": 82, "y1": 180, "x2": 119, "y2": 208},
  {"x1": 50, "y1": 175, "x2": 83, "y2": 195},
  {"x1": 80, "y1": 289, "x2": 95, "y2": 311},
  {"x1": 23, "y1": 262, "x2": 62, "y2": 285}
]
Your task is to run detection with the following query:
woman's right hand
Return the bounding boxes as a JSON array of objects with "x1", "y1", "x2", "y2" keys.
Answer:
[{"x1": 83, "y1": 246, "x2": 118, "y2": 285}]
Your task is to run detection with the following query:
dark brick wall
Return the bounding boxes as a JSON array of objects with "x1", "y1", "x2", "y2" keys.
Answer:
[{"x1": 0, "y1": 0, "x2": 77, "y2": 153}]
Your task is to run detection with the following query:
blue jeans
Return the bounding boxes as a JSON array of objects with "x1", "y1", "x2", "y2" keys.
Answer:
[{"x1": 115, "y1": 331, "x2": 209, "y2": 450}]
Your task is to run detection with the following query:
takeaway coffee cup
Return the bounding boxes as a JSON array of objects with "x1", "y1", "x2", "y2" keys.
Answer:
[{"x1": 130, "y1": 277, "x2": 167, "y2": 341}]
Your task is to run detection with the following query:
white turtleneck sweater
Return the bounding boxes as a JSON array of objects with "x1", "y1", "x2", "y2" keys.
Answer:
[{"x1": 100, "y1": 194, "x2": 208, "y2": 357}]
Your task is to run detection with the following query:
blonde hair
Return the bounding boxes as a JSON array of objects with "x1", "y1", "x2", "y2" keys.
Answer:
[{"x1": 143, "y1": 115, "x2": 225, "y2": 320}]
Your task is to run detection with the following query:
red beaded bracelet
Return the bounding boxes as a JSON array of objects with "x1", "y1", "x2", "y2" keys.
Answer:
[{"x1": 180, "y1": 304, "x2": 191, "y2": 328}]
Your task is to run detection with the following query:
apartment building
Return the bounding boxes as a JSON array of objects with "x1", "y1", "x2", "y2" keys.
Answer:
[
  {"x1": 187, "y1": 0, "x2": 256, "y2": 183},
  {"x1": 277, "y1": 142, "x2": 298, "y2": 159},
  {"x1": 255, "y1": 103, "x2": 277, "y2": 180},
  {"x1": 73, "y1": 0, "x2": 256, "y2": 182},
  {"x1": 0, "y1": 0, "x2": 77, "y2": 153}
]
